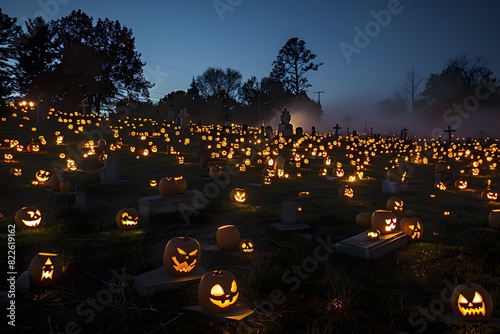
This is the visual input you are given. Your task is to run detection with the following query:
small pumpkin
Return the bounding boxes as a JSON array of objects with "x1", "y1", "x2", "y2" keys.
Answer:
[
  {"x1": 115, "y1": 208, "x2": 139, "y2": 230},
  {"x1": 59, "y1": 179, "x2": 71, "y2": 193},
  {"x1": 399, "y1": 217, "x2": 423, "y2": 240},
  {"x1": 28, "y1": 252, "x2": 62, "y2": 287},
  {"x1": 9, "y1": 167, "x2": 22, "y2": 176},
  {"x1": 209, "y1": 165, "x2": 221, "y2": 179},
  {"x1": 239, "y1": 239, "x2": 255, "y2": 253},
  {"x1": 216, "y1": 225, "x2": 241, "y2": 250},
  {"x1": 339, "y1": 185, "x2": 354, "y2": 200},
  {"x1": 454, "y1": 178, "x2": 468, "y2": 190},
  {"x1": 198, "y1": 270, "x2": 239, "y2": 313},
  {"x1": 386, "y1": 197, "x2": 404, "y2": 212},
  {"x1": 229, "y1": 188, "x2": 246, "y2": 203},
  {"x1": 36, "y1": 169, "x2": 51, "y2": 184},
  {"x1": 15, "y1": 206, "x2": 42, "y2": 229},
  {"x1": 451, "y1": 282, "x2": 493, "y2": 322},
  {"x1": 366, "y1": 229, "x2": 380, "y2": 240},
  {"x1": 163, "y1": 235, "x2": 201, "y2": 275}
]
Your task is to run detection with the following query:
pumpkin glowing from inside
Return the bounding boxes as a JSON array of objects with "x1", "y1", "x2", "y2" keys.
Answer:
[
  {"x1": 371, "y1": 210, "x2": 397, "y2": 235},
  {"x1": 229, "y1": 188, "x2": 246, "y2": 203},
  {"x1": 399, "y1": 217, "x2": 423, "y2": 240},
  {"x1": 115, "y1": 208, "x2": 139, "y2": 230},
  {"x1": 339, "y1": 185, "x2": 354, "y2": 200},
  {"x1": 216, "y1": 225, "x2": 241, "y2": 250},
  {"x1": 9, "y1": 167, "x2": 22, "y2": 176},
  {"x1": 386, "y1": 197, "x2": 404, "y2": 212},
  {"x1": 451, "y1": 282, "x2": 493, "y2": 322},
  {"x1": 454, "y1": 178, "x2": 468, "y2": 190},
  {"x1": 366, "y1": 229, "x2": 380, "y2": 240},
  {"x1": 198, "y1": 270, "x2": 239, "y2": 313},
  {"x1": 15, "y1": 206, "x2": 42, "y2": 229},
  {"x1": 163, "y1": 236, "x2": 201, "y2": 275},
  {"x1": 28, "y1": 252, "x2": 62, "y2": 287},
  {"x1": 239, "y1": 239, "x2": 255, "y2": 253},
  {"x1": 35, "y1": 169, "x2": 51, "y2": 183}
]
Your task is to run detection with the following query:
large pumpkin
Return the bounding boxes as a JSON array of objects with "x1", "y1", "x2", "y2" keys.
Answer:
[
  {"x1": 159, "y1": 177, "x2": 177, "y2": 196},
  {"x1": 198, "y1": 270, "x2": 239, "y2": 313},
  {"x1": 115, "y1": 208, "x2": 139, "y2": 230},
  {"x1": 399, "y1": 217, "x2": 423, "y2": 240},
  {"x1": 216, "y1": 225, "x2": 240, "y2": 250},
  {"x1": 28, "y1": 252, "x2": 62, "y2": 287},
  {"x1": 451, "y1": 282, "x2": 493, "y2": 322},
  {"x1": 15, "y1": 206, "x2": 42, "y2": 229},
  {"x1": 371, "y1": 210, "x2": 397, "y2": 235},
  {"x1": 174, "y1": 176, "x2": 187, "y2": 194},
  {"x1": 488, "y1": 209, "x2": 500, "y2": 230},
  {"x1": 163, "y1": 236, "x2": 201, "y2": 275}
]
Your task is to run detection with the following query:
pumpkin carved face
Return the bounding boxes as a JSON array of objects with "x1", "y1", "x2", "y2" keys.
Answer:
[
  {"x1": 115, "y1": 208, "x2": 139, "y2": 229},
  {"x1": 371, "y1": 210, "x2": 397, "y2": 234},
  {"x1": 28, "y1": 252, "x2": 62, "y2": 287},
  {"x1": 454, "y1": 179, "x2": 468, "y2": 190},
  {"x1": 229, "y1": 188, "x2": 246, "y2": 203},
  {"x1": 435, "y1": 181, "x2": 447, "y2": 191},
  {"x1": 339, "y1": 185, "x2": 354, "y2": 199},
  {"x1": 35, "y1": 169, "x2": 51, "y2": 183},
  {"x1": 163, "y1": 236, "x2": 201, "y2": 275},
  {"x1": 400, "y1": 217, "x2": 423, "y2": 240},
  {"x1": 366, "y1": 229, "x2": 380, "y2": 240},
  {"x1": 451, "y1": 282, "x2": 493, "y2": 322},
  {"x1": 386, "y1": 197, "x2": 404, "y2": 212},
  {"x1": 10, "y1": 168, "x2": 22, "y2": 176},
  {"x1": 198, "y1": 270, "x2": 239, "y2": 313},
  {"x1": 239, "y1": 239, "x2": 255, "y2": 253},
  {"x1": 15, "y1": 206, "x2": 42, "y2": 229}
]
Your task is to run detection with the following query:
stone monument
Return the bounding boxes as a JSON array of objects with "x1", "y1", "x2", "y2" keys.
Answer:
[
  {"x1": 278, "y1": 108, "x2": 293, "y2": 137},
  {"x1": 100, "y1": 157, "x2": 119, "y2": 183}
]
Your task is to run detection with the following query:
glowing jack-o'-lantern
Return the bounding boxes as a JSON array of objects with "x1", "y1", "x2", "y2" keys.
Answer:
[
  {"x1": 163, "y1": 235, "x2": 201, "y2": 275},
  {"x1": 434, "y1": 181, "x2": 447, "y2": 191},
  {"x1": 399, "y1": 217, "x2": 423, "y2": 240},
  {"x1": 454, "y1": 178, "x2": 468, "y2": 190},
  {"x1": 356, "y1": 212, "x2": 372, "y2": 228},
  {"x1": 478, "y1": 188, "x2": 499, "y2": 201},
  {"x1": 28, "y1": 252, "x2": 62, "y2": 287},
  {"x1": 149, "y1": 179, "x2": 158, "y2": 187},
  {"x1": 115, "y1": 208, "x2": 139, "y2": 230},
  {"x1": 229, "y1": 188, "x2": 246, "y2": 203},
  {"x1": 35, "y1": 169, "x2": 51, "y2": 183},
  {"x1": 239, "y1": 239, "x2": 255, "y2": 253},
  {"x1": 15, "y1": 206, "x2": 42, "y2": 229},
  {"x1": 27, "y1": 142, "x2": 40, "y2": 152},
  {"x1": 216, "y1": 225, "x2": 241, "y2": 250},
  {"x1": 339, "y1": 185, "x2": 354, "y2": 200},
  {"x1": 159, "y1": 177, "x2": 177, "y2": 196},
  {"x1": 451, "y1": 282, "x2": 493, "y2": 322},
  {"x1": 10, "y1": 167, "x2": 22, "y2": 176},
  {"x1": 371, "y1": 210, "x2": 397, "y2": 235},
  {"x1": 366, "y1": 229, "x2": 380, "y2": 240},
  {"x1": 198, "y1": 270, "x2": 239, "y2": 313},
  {"x1": 386, "y1": 197, "x2": 404, "y2": 212}
]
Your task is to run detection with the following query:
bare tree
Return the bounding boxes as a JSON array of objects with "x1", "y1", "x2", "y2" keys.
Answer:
[
  {"x1": 403, "y1": 67, "x2": 423, "y2": 113},
  {"x1": 446, "y1": 54, "x2": 492, "y2": 89},
  {"x1": 393, "y1": 87, "x2": 408, "y2": 114}
]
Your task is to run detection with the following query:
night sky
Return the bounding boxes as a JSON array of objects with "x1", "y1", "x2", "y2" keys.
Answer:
[{"x1": 3, "y1": 0, "x2": 500, "y2": 135}]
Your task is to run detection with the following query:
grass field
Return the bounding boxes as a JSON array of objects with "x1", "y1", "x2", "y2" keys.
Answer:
[{"x1": 1, "y1": 106, "x2": 499, "y2": 334}]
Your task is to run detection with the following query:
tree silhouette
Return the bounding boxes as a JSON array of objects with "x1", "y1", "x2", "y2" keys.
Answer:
[{"x1": 0, "y1": 9, "x2": 21, "y2": 104}]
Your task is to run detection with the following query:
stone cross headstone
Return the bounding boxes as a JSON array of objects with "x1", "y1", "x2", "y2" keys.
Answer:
[
  {"x1": 444, "y1": 125, "x2": 456, "y2": 143},
  {"x1": 37, "y1": 92, "x2": 49, "y2": 124},
  {"x1": 333, "y1": 124, "x2": 342, "y2": 138},
  {"x1": 400, "y1": 127, "x2": 408, "y2": 140},
  {"x1": 346, "y1": 127, "x2": 350, "y2": 136},
  {"x1": 78, "y1": 99, "x2": 90, "y2": 115},
  {"x1": 100, "y1": 156, "x2": 119, "y2": 183},
  {"x1": 179, "y1": 108, "x2": 191, "y2": 130}
]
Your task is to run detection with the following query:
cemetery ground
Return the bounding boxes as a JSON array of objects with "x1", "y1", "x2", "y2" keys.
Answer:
[{"x1": 1, "y1": 107, "x2": 499, "y2": 334}]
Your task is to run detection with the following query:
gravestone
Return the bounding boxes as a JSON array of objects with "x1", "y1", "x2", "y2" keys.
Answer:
[
  {"x1": 333, "y1": 124, "x2": 342, "y2": 139},
  {"x1": 242, "y1": 124, "x2": 248, "y2": 133},
  {"x1": 135, "y1": 266, "x2": 206, "y2": 298},
  {"x1": 100, "y1": 157, "x2": 119, "y2": 183},
  {"x1": 73, "y1": 184, "x2": 88, "y2": 213},
  {"x1": 278, "y1": 108, "x2": 293, "y2": 137},
  {"x1": 179, "y1": 108, "x2": 191, "y2": 131},
  {"x1": 311, "y1": 126, "x2": 316, "y2": 136},
  {"x1": 273, "y1": 155, "x2": 286, "y2": 171},
  {"x1": 265, "y1": 126, "x2": 274, "y2": 140},
  {"x1": 167, "y1": 106, "x2": 176, "y2": 123},
  {"x1": 37, "y1": 93, "x2": 49, "y2": 124},
  {"x1": 296, "y1": 127, "x2": 303, "y2": 137},
  {"x1": 335, "y1": 230, "x2": 408, "y2": 260},
  {"x1": 270, "y1": 197, "x2": 311, "y2": 231}
]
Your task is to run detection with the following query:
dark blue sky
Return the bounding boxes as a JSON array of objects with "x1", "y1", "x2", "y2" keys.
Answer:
[{"x1": 3, "y1": 0, "x2": 500, "y2": 134}]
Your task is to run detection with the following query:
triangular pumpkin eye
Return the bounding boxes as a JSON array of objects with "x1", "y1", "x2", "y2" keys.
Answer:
[
  {"x1": 458, "y1": 294, "x2": 468, "y2": 304},
  {"x1": 211, "y1": 284, "x2": 224, "y2": 296},
  {"x1": 472, "y1": 291, "x2": 483, "y2": 303},
  {"x1": 177, "y1": 247, "x2": 186, "y2": 255},
  {"x1": 231, "y1": 280, "x2": 237, "y2": 293},
  {"x1": 189, "y1": 249, "x2": 198, "y2": 256}
]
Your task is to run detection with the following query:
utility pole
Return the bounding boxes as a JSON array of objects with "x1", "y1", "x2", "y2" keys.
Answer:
[{"x1": 314, "y1": 91, "x2": 325, "y2": 106}]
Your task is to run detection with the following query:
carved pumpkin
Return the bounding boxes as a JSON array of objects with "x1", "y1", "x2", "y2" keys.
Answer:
[
  {"x1": 371, "y1": 210, "x2": 397, "y2": 235},
  {"x1": 386, "y1": 197, "x2": 404, "y2": 212},
  {"x1": 28, "y1": 252, "x2": 62, "y2": 287},
  {"x1": 15, "y1": 206, "x2": 42, "y2": 229},
  {"x1": 451, "y1": 282, "x2": 493, "y2": 322},
  {"x1": 434, "y1": 181, "x2": 447, "y2": 191},
  {"x1": 198, "y1": 270, "x2": 239, "y2": 313},
  {"x1": 159, "y1": 177, "x2": 177, "y2": 196},
  {"x1": 9, "y1": 167, "x2": 22, "y2": 176},
  {"x1": 366, "y1": 229, "x2": 380, "y2": 240},
  {"x1": 27, "y1": 142, "x2": 40, "y2": 152},
  {"x1": 239, "y1": 239, "x2": 255, "y2": 253},
  {"x1": 339, "y1": 185, "x2": 354, "y2": 200},
  {"x1": 229, "y1": 188, "x2": 246, "y2": 203},
  {"x1": 479, "y1": 189, "x2": 498, "y2": 201},
  {"x1": 355, "y1": 212, "x2": 372, "y2": 228},
  {"x1": 35, "y1": 169, "x2": 51, "y2": 183},
  {"x1": 454, "y1": 178, "x2": 468, "y2": 190},
  {"x1": 163, "y1": 236, "x2": 201, "y2": 275},
  {"x1": 115, "y1": 208, "x2": 139, "y2": 230},
  {"x1": 216, "y1": 225, "x2": 241, "y2": 250},
  {"x1": 149, "y1": 179, "x2": 157, "y2": 187},
  {"x1": 174, "y1": 176, "x2": 187, "y2": 194},
  {"x1": 488, "y1": 209, "x2": 500, "y2": 230},
  {"x1": 399, "y1": 217, "x2": 423, "y2": 240}
]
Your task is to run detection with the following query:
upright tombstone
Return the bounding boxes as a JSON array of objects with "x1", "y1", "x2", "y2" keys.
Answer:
[
  {"x1": 311, "y1": 126, "x2": 316, "y2": 136},
  {"x1": 278, "y1": 108, "x2": 293, "y2": 137},
  {"x1": 265, "y1": 126, "x2": 274, "y2": 140},
  {"x1": 179, "y1": 108, "x2": 191, "y2": 132},
  {"x1": 167, "y1": 105, "x2": 176, "y2": 123},
  {"x1": 100, "y1": 157, "x2": 119, "y2": 183},
  {"x1": 37, "y1": 93, "x2": 49, "y2": 124},
  {"x1": 242, "y1": 124, "x2": 248, "y2": 133},
  {"x1": 273, "y1": 155, "x2": 286, "y2": 171},
  {"x1": 333, "y1": 124, "x2": 342, "y2": 139},
  {"x1": 78, "y1": 99, "x2": 90, "y2": 115},
  {"x1": 295, "y1": 127, "x2": 303, "y2": 138}
]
